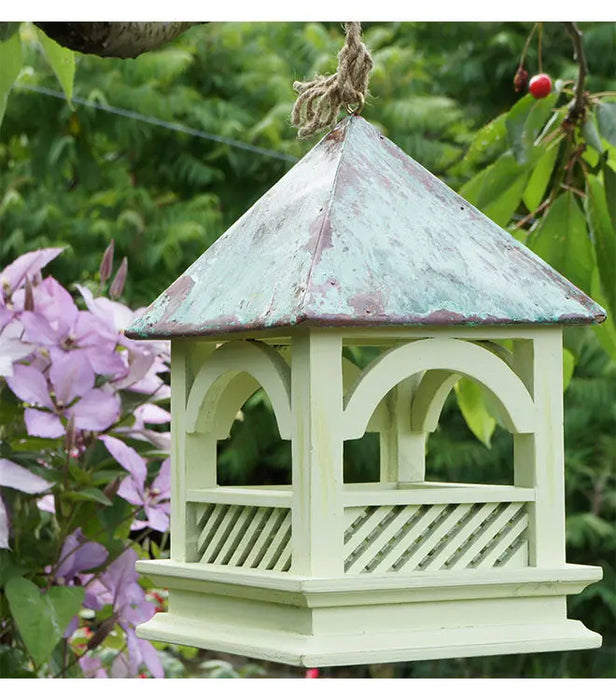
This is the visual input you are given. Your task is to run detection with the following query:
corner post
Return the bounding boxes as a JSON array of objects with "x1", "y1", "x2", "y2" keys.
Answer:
[
  {"x1": 291, "y1": 329, "x2": 345, "y2": 577},
  {"x1": 513, "y1": 330, "x2": 567, "y2": 567}
]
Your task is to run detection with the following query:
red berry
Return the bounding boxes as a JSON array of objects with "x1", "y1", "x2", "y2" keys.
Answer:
[{"x1": 528, "y1": 73, "x2": 552, "y2": 99}]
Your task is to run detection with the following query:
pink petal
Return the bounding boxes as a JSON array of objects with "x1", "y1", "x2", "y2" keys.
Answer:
[
  {"x1": 135, "y1": 403, "x2": 170, "y2": 425},
  {"x1": 117, "y1": 475, "x2": 145, "y2": 506},
  {"x1": 99, "y1": 435, "x2": 147, "y2": 482},
  {"x1": 0, "y1": 248, "x2": 63, "y2": 294},
  {"x1": 25, "y1": 408, "x2": 65, "y2": 438},
  {"x1": 144, "y1": 504, "x2": 169, "y2": 533},
  {"x1": 19, "y1": 311, "x2": 58, "y2": 346},
  {"x1": 113, "y1": 350, "x2": 155, "y2": 390},
  {"x1": 0, "y1": 496, "x2": 10, "y2": 548},
  {"x1": 49, "y1": 348, "x2": 95, "y2": 405},
  {"x1": 6, "y1": 364, "x2": 52, "y2": 407},
  {"x1": 71, "y1": 389, "x2": 120, "y2": 432},
  {"x1": 151, "y1": 458, "x2": 171, "y2": 497},
  {"x1": 0, "y1": 458, "x2": 53, "y2": 493},
  {"x1": 0, "y1": 320, "x2": 33, "y2": 376}
]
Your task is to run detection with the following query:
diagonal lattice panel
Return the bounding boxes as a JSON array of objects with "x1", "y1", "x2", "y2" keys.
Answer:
[
  {"x1": 194, "y1": 503, "x2": 291, "y2": 571},
  {"x1": 344, "y1": 502, "x2": 529, "y2": 574}
]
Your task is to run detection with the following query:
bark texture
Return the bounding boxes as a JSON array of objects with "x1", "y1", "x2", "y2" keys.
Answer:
[{"x1": 33, "y1": 22, "x2": 201, "y2": 58}]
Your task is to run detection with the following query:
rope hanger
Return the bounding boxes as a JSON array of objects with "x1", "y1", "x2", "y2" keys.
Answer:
[{"x1": 291, "y1": 22, "x2": 373, "y2": 140}]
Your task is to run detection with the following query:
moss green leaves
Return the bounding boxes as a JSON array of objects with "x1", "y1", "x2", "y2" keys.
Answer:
[{"x1": 5, "y1": 578, "x2": 84, "y2": 667}]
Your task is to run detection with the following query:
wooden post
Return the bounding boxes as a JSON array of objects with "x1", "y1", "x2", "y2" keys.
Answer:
[
  {"x1": 291, "y1": 330, "x2": 344, "y2": 576},
  {"x1": 513, "y1": 330, "x2": 566, "y2": 567},
  {"x1": 381, "y1": 376, "x2": 426, "y2": 483}
]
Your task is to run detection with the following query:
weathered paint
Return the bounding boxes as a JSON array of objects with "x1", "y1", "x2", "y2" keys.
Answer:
[{"x1": 125, "y1": 116, "x2": 606, "y2": 340}]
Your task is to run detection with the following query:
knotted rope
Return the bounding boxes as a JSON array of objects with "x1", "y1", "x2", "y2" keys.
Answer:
[{"x1": 291, "y1": 22, "x2": 373, "y2": 139}]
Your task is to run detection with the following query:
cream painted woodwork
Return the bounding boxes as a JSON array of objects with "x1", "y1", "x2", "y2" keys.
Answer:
[{"x1": 137, "y1": 327, "x2": 602, "y2": 666}]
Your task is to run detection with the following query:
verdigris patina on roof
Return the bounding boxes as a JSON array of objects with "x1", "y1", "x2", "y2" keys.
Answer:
[{"x1": 125, "y1": 116, "x2": 605, "y2": 340}]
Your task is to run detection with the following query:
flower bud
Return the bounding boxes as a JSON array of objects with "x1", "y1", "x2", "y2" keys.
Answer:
[
  {"x1": 99, "y1": 239, "x2": 115, "y2": 284},
  {"x1": 109, "y1": 257, "x2": 128, "y2": 300},
  {"x1": 24, "y1": 276, "x2": 34, "y2": 311},
  {"x1": 513, "y1": 66, "x2": 529, "y2": 93}
]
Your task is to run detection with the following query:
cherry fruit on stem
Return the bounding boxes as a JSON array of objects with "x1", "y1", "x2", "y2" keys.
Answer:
[{"x1": 529, "y1": 73, "x2": 552, "y2": 99}]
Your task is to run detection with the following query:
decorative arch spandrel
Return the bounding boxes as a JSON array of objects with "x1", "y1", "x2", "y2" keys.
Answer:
[
  {"x1": 343, "y1": 337, "x2": 534, "y2": 440},
  {"x1": 185, "y1": 340, "x2": 292, "y2": 439}
]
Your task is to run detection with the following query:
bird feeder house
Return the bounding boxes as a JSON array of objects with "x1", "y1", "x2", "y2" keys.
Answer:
[{"x1": 126, "y1": 116, "x2": 604, "y2": 667}]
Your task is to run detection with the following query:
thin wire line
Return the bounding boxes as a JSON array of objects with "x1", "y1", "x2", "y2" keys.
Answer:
[{"x1": 14, "y1": 83, "x2": 300, "y2": 164}]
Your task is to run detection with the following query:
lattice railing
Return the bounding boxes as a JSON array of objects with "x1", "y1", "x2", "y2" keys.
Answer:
[
  {"x1": 194, "y1": 503, "x2": 292, "y2": 571},
  {"x1": 344, "y1": 502, "x2": 529, "y2": 574}
]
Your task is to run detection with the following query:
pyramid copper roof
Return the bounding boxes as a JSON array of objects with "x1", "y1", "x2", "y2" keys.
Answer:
[{"x1": 125, "y1": 116, "x2": 605, "y2": 340}]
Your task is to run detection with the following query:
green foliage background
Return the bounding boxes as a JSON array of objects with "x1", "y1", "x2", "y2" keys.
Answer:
[{"x1": 1, "y1": 21, "x2": 615, "y2": 677}]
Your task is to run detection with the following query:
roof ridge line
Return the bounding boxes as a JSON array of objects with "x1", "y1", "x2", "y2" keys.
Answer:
[{"x1": 297, "y1": 117, "x2": 353, "y2": 320}]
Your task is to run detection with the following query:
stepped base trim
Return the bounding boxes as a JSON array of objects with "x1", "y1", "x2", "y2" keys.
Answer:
[{"x1": 137, "y1": 614, "x2": 601, "y2": 667}]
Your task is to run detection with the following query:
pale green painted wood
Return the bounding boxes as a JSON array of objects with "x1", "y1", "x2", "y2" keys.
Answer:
[
  {"x1": 185, "y1": 340, "x2": 292, "y2": 438},
  {"x1": 160, "y1": 324, "x2": 600, "y2": 665},
  {"x1": 343, "y1": 337, "x2": 534, "y2": 439},
  {"x1": 291, "y1": 330, "x2": 345, "y2": 576},
  {"x1": 512, "y1": 330, "x2": 567, "y2": 567}
]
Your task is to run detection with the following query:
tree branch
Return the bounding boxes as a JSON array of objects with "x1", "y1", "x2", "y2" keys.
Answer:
[
  {"x1": 34, "y1": 22, "x2": 203, "y2": 58},
  {"x1": 563, "y1": 22, "x2": 588, "y2": 123}
]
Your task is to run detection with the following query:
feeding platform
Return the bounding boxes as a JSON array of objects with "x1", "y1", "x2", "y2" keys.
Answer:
[{"x1": 126, "y1": 116, "x2": 604, "y2": 667}]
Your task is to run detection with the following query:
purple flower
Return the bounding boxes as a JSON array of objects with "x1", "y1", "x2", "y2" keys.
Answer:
[
  {"x1": 54, "y1": 529, "x2": 109, "y2": 636},
  {"x1": 0, "y1": 318, "x2": 33, "y2": 377},
  {"x1": 79, "y1": 654, "x2": 108, "y2": 679},
  {"x1": 85, "y1": 549, "x2": 163, "y2": 678},
  {"x1": 6, "y1": 350, "x2": 121, "y2": 438},
  {"x1": 0, "y1": 248, "x2": 63, "y2": 302},
  {"x1": 115, "y1": 402, "x2": 170, "y2": 450},
  {"x1": 100, "y1": 436, "x2": 170, "y2": 532},
  {"x1": 19, "y1": 277, "x2": 126, "y2": 378}
]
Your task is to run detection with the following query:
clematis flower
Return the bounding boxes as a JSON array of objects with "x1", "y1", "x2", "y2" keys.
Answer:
[
  {"x1": 6, "y1": 349, "x2": 121, "y2": 438},
  {"x1": 0, "y1": 458, "x2": 53, "y2": 548},
  {"x1": 18, "y1": 276, "x2": 126, "y2": 378},
  {"x1": 0, "y1": 318, "x2": 32, "y2": 377},
  {"x1": 76, "y1": 284, "x2": 170, "y2": 391},
  {"x1": 100, "y1": 436, "x2": 170, "y2": 532},
  {"x1": 85, "y1": 549, "x2": 163, "y2": 678},
  {"x1": 114, "y1": 402, "x2": 171, "y2": 450},
  {"x1": 0, "y1": 247, "x2": 63, "y2": 302}
]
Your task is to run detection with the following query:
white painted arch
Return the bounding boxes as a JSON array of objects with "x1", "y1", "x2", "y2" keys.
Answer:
[
  {"x1": 185, "y1": 340, "x2": 292, "y2": 439},
  {"x1": 343, "y1": 338, "x2": 534, "y2": 439}
]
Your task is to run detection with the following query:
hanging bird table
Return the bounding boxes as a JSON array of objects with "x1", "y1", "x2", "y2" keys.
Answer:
[{"x1": 124, "y1": 24, "x2": 604, "y2": 667}]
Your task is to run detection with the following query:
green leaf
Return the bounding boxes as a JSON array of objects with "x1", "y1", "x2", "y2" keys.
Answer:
[
  {"x1": 562, "y1": 347, "x2": 576, "y2": 392},
  {"x1": 596, "y1": 101, "x2": 616, "y2": 147},
  {"x1": 529, "y1": 192, "x2": 594, "y2": 293},
  {"x1": 591, "y1": 267, "x2": 616, "y2": 360},
  {"x1": 454, "y1": 379, "x2": 496, "y2": 448},
  {"x1": 5, "y1": 578, "x2": 84, "y2": 667},
  {"x1": 522, "y1": 143, "x2": 559, "y2": 212},
  {"x1": 0, "y1": 550, "x2": 28, "y2": 586},
  {"x1": 459, "y1": 152, "x2": 529, "y2": 226},
  {"x1": 506, "y1": 92, "x2": 559, "y2": 164},
  {"x1": 581, "y1": 115, "x2": 604, "y2": 153},
  {"x1": 459, "y1": 112, "x2": 508, "y2": 171},
  {"x1": 0, "y1": 22, "x2": 20, "y2": 41},
  {"x1": 0, "y1": 644, "x2": 36, "y2": 678},
  {"x1": 63, "y1": 488, "x2": 112, "y2": 506},
  {"x1": 34, "y1": 27, "x2": 75, "y2": 106},
  {"x1": 0, "y1": 28, "x2": 22, "y2": 127},
  {"x1": 585, "y1": 174, "x2": 616, "y2": 315},
  {"x1": 604, "y1": 165, "x2": 616, "y2": 233}
]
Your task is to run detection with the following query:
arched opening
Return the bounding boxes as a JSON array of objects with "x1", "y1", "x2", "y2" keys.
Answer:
[
  {"x1": 217, "y1": 384, "x2": 292, "y2": 486},
  {"x1": 185, "y1": 340, "x2": 293, "y2": 488},
  {"x1": 341, "y1": 338, "x2": 532, "y2": 489}
]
